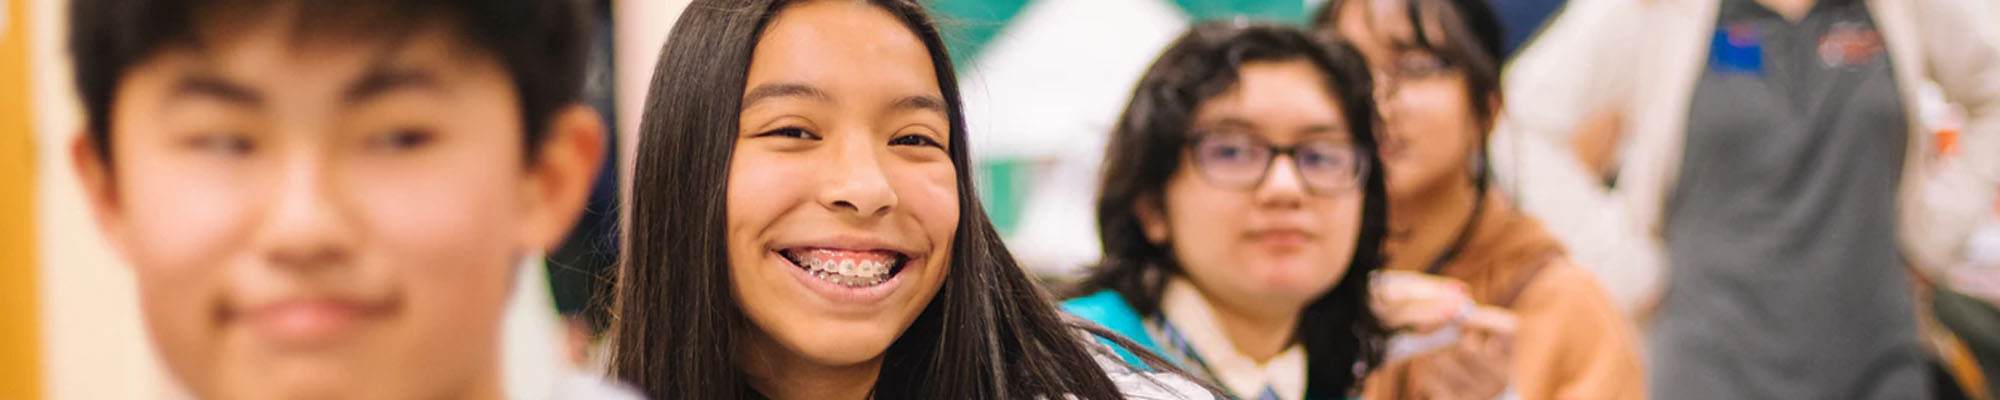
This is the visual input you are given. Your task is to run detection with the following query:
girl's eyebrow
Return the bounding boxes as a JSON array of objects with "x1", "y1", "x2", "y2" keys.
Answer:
[
  {"x1": 888, "y1": 94, "x2": 946, "y2": 115},
  {"x1": 741, "y1": 81, "x2": 944, "y2": 117},
  {"x1": 1299, "y1": 122, "x2": 1349, "y2": 138},
  {"x1": 1196, "y1": 117, "x2": 1259, "y2": 133},
  {"x1": 742, "y1": 82, "x2": 834, "y2": 110}
]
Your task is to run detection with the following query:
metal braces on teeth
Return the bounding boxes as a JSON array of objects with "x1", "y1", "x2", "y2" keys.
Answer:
[{"x1": 800, "y1": 257, "x2": 894, "y2": 287}]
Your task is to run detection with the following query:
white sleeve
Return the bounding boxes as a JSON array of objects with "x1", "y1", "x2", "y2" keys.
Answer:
[
  {"x1": 1906, "y1": 0, "x2": 2000, "y2": 277},
  {"x1": 1490, "y1": 0, "x2": 1667, "y2": 314}
]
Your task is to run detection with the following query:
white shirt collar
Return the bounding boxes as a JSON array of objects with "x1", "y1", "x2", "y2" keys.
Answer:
[{"x1": 1158, "y1": 278, "x2": 1306, "y2": 400}]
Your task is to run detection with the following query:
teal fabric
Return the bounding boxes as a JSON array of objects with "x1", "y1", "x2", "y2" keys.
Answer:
[
  {"x1": 1065, "y1": 290, "x2": 1363, "y2": 400},
  {"x1": 1170, "y1": 0, "x2": 1309, "y2": 25},
  {"x1": 933, "y1": 0, "x2": 1317, "y2": 69},
  {"x1": 1062, "y1": 290, "x2": 1161, "y2": 367},
  {"x1": 929, "y1": 0, "x2": 1032, "y2": 66}
]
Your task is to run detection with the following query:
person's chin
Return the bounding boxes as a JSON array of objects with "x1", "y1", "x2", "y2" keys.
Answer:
[
  {"x1": 1385, "y1": 177, "x2": 1424, "y2": 199},
  {"x1": 215, "y1": 329, "x2": 419, "y2": 397},
  {"x1": 216, "y1": 360, "x2": 366, "y2": 400},
  {"x1": 780, "y1": 321, "x2": 902, "y2": 367},
  {"x1": 1243, "y1": 262, "x2": 1342, "y2": 297}
]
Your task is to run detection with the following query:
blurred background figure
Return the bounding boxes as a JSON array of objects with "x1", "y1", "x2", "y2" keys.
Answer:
[
  {"x1": 1061, "y1": 22, "x2": 1391, "y2": 399},
  {"x1": 1312, "y1": 0, "x2": 1646, "y2": 398},
  {"x1": 59, "y1": 0, "x2": 620, "y2": 398},
  {"x1": 10, "y1": 0, "x2": 623, "y2": 397},
  {"x1": 1496, "y1": 0, "x2": 2000, "y2": 398}
]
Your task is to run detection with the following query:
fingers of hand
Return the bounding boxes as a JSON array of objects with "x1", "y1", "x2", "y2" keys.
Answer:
[
  {"x1": 1372, "y1": 271, "x2": 1473, "y2": 332},
  {"x1": 1463, "y1": 306, "x2": 1518, "y2": 336}
]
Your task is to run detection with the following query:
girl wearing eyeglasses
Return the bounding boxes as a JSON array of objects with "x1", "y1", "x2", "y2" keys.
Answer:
[{"x1": 1062, "y1": 22, "x2": 1399, "y2": 400}]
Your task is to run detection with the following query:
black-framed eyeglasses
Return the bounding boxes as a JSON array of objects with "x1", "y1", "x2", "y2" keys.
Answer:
[{"x1": 1186, "y1": 131, "x2": 1369, "y2": 195}]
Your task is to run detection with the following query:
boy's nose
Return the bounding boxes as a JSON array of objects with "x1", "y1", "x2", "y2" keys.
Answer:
[{"x1": 260, "y1": 159, "x2": 355, "y2": 269}]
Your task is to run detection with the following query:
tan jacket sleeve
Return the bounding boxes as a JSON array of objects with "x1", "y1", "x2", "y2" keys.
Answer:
[{"x1": 1509, "y1": 259, "x2": 1647, "y2": 400}]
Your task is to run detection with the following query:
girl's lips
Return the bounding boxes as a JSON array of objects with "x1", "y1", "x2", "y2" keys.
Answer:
[{"x1": 1247, "y1": 228, "x2": 1315, "y2": 249}]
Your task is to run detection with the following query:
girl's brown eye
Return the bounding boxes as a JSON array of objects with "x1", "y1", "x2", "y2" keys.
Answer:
[
  {"x1": 758, "y1": 127, "x2": 820, "y2": 140},
  {"x1": 889, "y1": 133, "x2": 943, "y2": 149}
]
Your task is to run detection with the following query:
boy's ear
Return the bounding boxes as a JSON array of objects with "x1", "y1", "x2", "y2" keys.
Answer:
[
  {"x1": 71, "y1": 131, "x2": 133, "y2": 259},
  {"x1": 522, "y1": 104, "x2": 607, "y2": 252},
  {"x1": 1134, "y1": 193, "x2": 1170, "y2": 245}
]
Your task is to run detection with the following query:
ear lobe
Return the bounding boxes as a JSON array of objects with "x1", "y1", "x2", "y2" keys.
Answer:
[
  {"x1": 1134, "y1": 194, "x2": 1169, "y2": 245},
  {"x1": 524, "y1": 105, "x2": 608, "y2": 252},
  {"x1": 71, "y1": 131, "x2": 132, "y2": 258}
]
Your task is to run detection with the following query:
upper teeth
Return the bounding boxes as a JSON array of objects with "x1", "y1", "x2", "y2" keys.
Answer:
[
  {"x1": 810, "y1": 258, "x2": 889, "y2": 277},
  {"x1": 793, "y1": 253, "x2": 895, "y2": 288}
]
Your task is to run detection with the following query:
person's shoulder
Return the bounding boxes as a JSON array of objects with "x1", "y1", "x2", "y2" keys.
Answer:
[
  {"x1": 1107, "y1": 371, "x2": 1217, "y2": 400},
  {"x1": 1515, "y1": 257, "x2": 1630, "y2": 322},
  {"x1": 1060, "y1": 290, "x2": 1133, "y2": 319},
  {"x1": 1061, "y1": 290, "x2": 1163, "y2": 353},
  {"x1": 1530, "y1": 257, "x2": 1609, "y2": 294}
]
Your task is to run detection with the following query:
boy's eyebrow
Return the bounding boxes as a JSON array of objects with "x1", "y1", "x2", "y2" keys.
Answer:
[
  {"x1": 166, "y1": 72, "x2": 264, "y2": 109},
  {"x1": 741, "y1": 82, "x2": 833, "y2": 110},
  {"x1": 343, "y1": 66, "x2": 442, "y2": 105}
]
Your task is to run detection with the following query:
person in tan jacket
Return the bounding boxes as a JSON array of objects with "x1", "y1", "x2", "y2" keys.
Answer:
[
  {"x1": 1365, "y1": 193, "x2": 1645, "y2": 400},
  {"x1": 1312, "y1": 0, "x2": 1647, "y2": 398}
]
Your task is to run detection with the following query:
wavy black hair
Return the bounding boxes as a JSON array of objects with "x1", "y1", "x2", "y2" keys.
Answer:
[{"x1": 1069, "y1": 22, "x2": 1391, "y2": 398}]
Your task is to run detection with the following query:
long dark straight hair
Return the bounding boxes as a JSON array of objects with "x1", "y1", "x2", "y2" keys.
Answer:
[
  {"x1": 1070, "y1": 22, "x2": 1390, "y2": 398},
  {"x1": 606, "y1": 1, "x2": 1177, "y2": 398}
]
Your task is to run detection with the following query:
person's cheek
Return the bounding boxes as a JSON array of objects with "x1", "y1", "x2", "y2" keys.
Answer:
[
  {"x1": 122, "y1": 154, "x2": 256, "y2": 328},
  {"x1": 121, "y1": 153, "x2": 261, "y2": 270},
  {"x1": 1412, "y1": 87, "x2": 1475, "y2": 156},
  {"x1": 725, "y1": 148, "x2": 808, "y2": 297},
  {"x1": 893, "y1": 160, "x2": 957, "y2": 298},
  {"x1": 1164, "y1": 179, "x2": 1240, "y2": 284},
  {"x1": 1393, "y1": 97, "x2": 1457, "y2": 189},
  {"x1": 1319, "y1": 194, "x2": 1364, "y2": 279},
  {"x1": 728, "y1": 149, "x2": 807, "y2": 245},
  {"x1": 898, "y1": 160, "x2": 957, "y2": 244},
  {"x1": 345, "y1": 149, "x2": 517, "y2": 286},
  {"x1": 117, "y1": 152, "x2": 260, "y2": 398}
]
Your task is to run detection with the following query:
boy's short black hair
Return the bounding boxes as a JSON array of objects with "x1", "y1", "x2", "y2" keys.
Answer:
[{"x1": 70, "y1": 0, "x2": 593, "y2": 163}]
